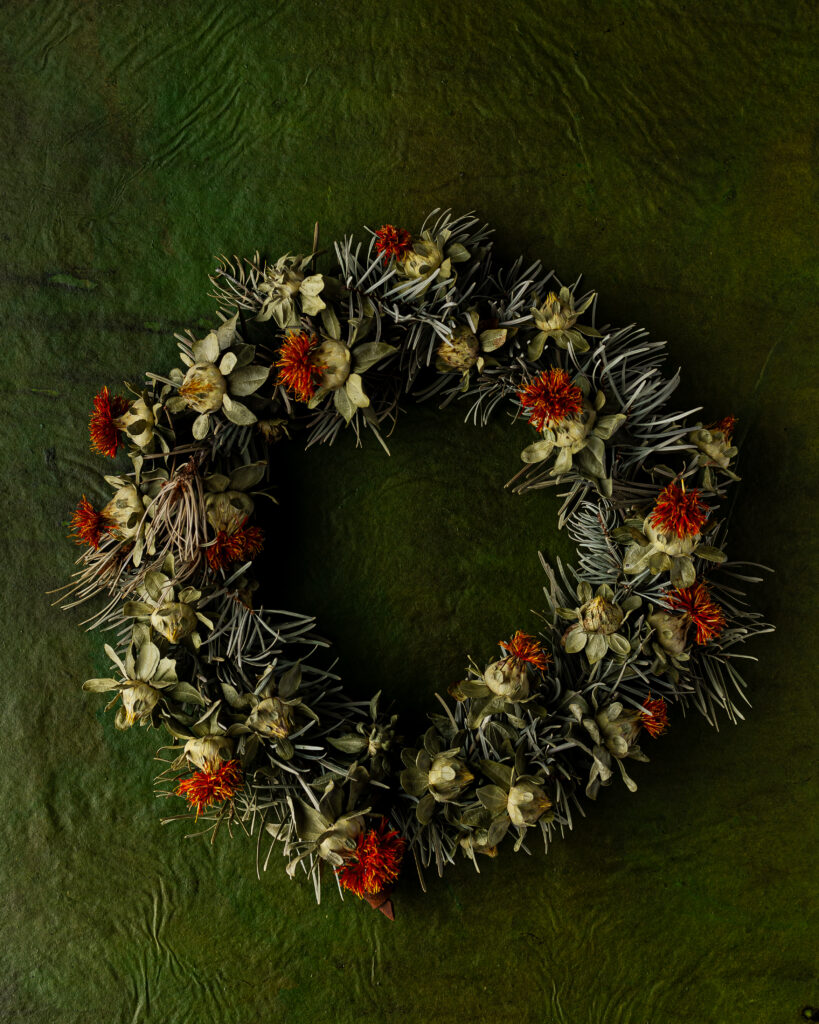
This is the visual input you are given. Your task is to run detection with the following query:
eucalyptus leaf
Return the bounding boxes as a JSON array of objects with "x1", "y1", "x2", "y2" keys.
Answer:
[
  {"x1": 594, "y1": 413, "x2": 627, "y2": 439},
  {"x1": 333, "y1": 385, "x2": 356, "y2": 423},
  {"x1": 82, "y1": 678, "x2": 118, "y2": 693},
  {"x1": 321, "y1": 305, "x2": 341, "y2": 340},
  {"x1": 307, "y1": 386, "x2": 329, "y2": 409},
  {"x1": 215, "y1": 313, "x2": 239, "y2": 349},
  {"x1": 205, "y1": 472, "x2": 231, "y2": 493},
  {"x1": 279, "y1": 663, "x2": 302, "y2": 698},
  {"x1": 328, "y1": 734, "x2": 368, "y2": 754},
  {"x1": 345, "y1": 373, "x2": 370, "y2": 409},
  {"x1": 527, "y1": 331, "x2": 549, "y2": 361},
  {"x1": 219, "y1": 351, "x2": 238, "y2": 375},
  {"x1": 228, "y1": 364, "x2": 269, "y2": 397},
  {"x1": 123, "y1": 601, "x2": 152, "y2": 618},
  {"x1": 164, "y1": 396, "x2": 188, "y2": 414},
  {"x1": 477, "y1": 785, "x2": 509, "y2": 814},
  {"x1": 415, "y1": 793, "x2": 436, "y2": 825},
  {"x1": 231, "y1": 343, "x2": 257, "y2": 368},
  {"x1": 192, "y1": 332, "x2": 219, "y2": 364},
  {"x1": 478, "y1": 760, "x2": 514, "y2": 790},
  {"x1": 222, "y1": 394, "x2": 257, "y2": 425},
  {"x1": 400, "y1": 766, "x2": 428, "y2": 798},
  {"x1": 696, "y1": 544, "x2": 727, "y2": 563},
  {"x1": 228, "y1": 462, "x2": 266, "y2": 491},
  {"x1": 607, "y1": 633, "x2": 632, "y2": 658},
  {"x1": 446, "y1": 242, "x2": 470, "y2": 262},
  {"x1": 479, "y1": 328, "x2": 507, "y2": 352},
  {"x1": 351, "y1": 342, "x2": 397, "y2": 373},
  {"x1": 551, "y1": 446, "x2": 573, "y2": 475},
  {"x1": 521, "y1": 439, "x2": 554, "y2": 464},
  {"x1": 486, "y1": 815, "x2": 511, "y2": 846},
  {"x1": 192, "y1": 413, "x2": 210, "y2": 439},
  {"x1": 169, "y1": 682, "x2": 206, "y2": 706},
  {"x1": 563, "y1": 627, "x2": 588, "y2": 654},
  {"x1": 135, "y1": 641, "x2": 160, "y2": 681}
]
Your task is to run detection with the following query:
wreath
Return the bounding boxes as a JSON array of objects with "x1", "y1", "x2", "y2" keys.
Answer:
[{"x1": 59, "y1": 210, "x2": 771, "y2": 919}]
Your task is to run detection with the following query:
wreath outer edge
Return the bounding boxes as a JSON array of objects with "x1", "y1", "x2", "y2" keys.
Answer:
[{"x1": 60, "y1": 209, "x2": 772, "y2": 916}]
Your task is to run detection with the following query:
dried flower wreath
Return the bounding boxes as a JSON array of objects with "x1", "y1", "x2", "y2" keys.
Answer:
[{"x1": 59, "y1": 211, "x2": 771, "y2": 919}]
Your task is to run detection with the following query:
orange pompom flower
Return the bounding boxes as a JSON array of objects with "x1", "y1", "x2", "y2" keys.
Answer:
[
  {"x1": 205, "y1": 522, "x2": 265, "y2": 572},
  {"x1": 640, "y1": 694, "x2": 669, "y2": 738},
  {"x1": 69, "y1": 496, "x2": 116, "y2": 549},
  {"x1": 374, "y1": 224, "x2": 412, "y2": 263},
  {"x1": 517, "y1": 368, "x2": 583, "y2": 432},
  {"x1": 175, "y1": 760, "x2": 243, "y2": 816},
  {"x1": 275, "y1": 330, "x2": 324, "y2": 402},
  {"x1": 336, "y1": 818, "x2": 406, "y2": 898},
  {"x1": 648, "y1": 480, "x2": 709, "y2": 539},
  {"x1": 666, "y1": 581, "x2": 727, "y2": 645},
  {"x1": 500, "y1": 630, "x2": 551, "y2": 672},
  {"x1": 89, "y1": 386, "x2": 129, "y2": 458}
]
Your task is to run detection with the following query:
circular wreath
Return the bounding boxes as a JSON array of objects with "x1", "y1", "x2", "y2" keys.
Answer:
[{"x1": 60, "y1": 210, "x2": 771, "y2": 919}]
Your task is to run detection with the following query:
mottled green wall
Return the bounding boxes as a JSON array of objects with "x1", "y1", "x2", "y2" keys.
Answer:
[{"x1": 1, "y1": 2, "x2": 816, "y2": 1022}]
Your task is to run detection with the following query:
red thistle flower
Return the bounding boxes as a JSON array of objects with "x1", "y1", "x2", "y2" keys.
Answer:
[
  {"x1": 69, "y1": 495, "x2": 116, "y2": 549},
  {"x1": 275, "y1": 330, "x2": 323, "y2": 402},
  {"x1": 374, "y1": 224, "x2": 412, "y2": 263},
  {"x1": 710, "y1": 415, "x2": 737, "y2": 441},
  {"x1": 500, "y1": 630, "x2": 551, "y2": 671},
  {"x1": 337, "y1": 818, "x2": 406, "y2": 898},
  {"x1": 666, "y1": 581, "x2": 727, "y2": 645},
  {"x1": 89, "y1": 386, "x2": 129, "y2": 458},
  {"x1": 517, "y1": 369, "x2": 583, "y2": 432},
  {"x1": 648, "y1": 480, "x2": 709, "y2": 539},
  {"x1": 206, "y1": 522, "x2": 265, "y2": 571},
  {"x1": 640, "y1": 694, "x2": 669, "y2": 738},
  {"x1": 175, "y1": 760, "x2": 243, "y2": 816}
]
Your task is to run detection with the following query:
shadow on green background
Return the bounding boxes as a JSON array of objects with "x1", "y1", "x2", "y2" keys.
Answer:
[{"x1": 1, "y1": 2, "x2": 816, "y2": 1022}]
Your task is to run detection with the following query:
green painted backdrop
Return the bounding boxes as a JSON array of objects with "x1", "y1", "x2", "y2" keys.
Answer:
[{"x1": 1, "y1": 2, "x2": 817, "y2": 1022}]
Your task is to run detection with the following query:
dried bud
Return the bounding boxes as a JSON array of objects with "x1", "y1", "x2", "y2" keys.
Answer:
[
  {"x1": 366, "y1": 721, "x2": 397, "y2": 758},
  {"x1": 533, "y1": 290, "x2": 577, "y2": 332},
  {"x1": 180, "y1": 363, "x2": 227, "y2": 413},
  {"x1": 399, "y1": 239, "x2": 444, "y2": 279},
  {"x1": 596, "y1": 705, "x2": 642, "y2": 757},
  {"x1": 267, "y1": 264, "x2": 304, "y2": 297},
  {"x1": 507, "y1": 780, "x2": 552, "y2": 827},
  {"x1": 120, "y1": 682, "x2": 160, "y2": 727},
  {"x1": 205, "y1": 490, "x2": 254, "y2": 532},
  {"x1": 184, "y1": 734, "x2": 234, "y2": 771},
  {"x1": 459, "y1": 833, "x2": 499, "y2": 858},
  {"x1": 484, "y1": 658, "x2": 529, "y2": 701},
  {"x1": 581, "y1": 595, "x2": 624, "y2": 635},
  {"x1": 257, "y1": 418, "x2": 289, "y2": 443},
  {"x1": 102, "y1": 484, "x2": 144, "y2": 540},
  {"x1": 648, "y1": 611, "x2": 691, "y2": 656},
  {"x1": 643, "y1": 515, "x2": 698, "y2": 557},
  {"x1": 150, "y1": 602, "x2": 198, "y2": 643},
  {"x1": 114, "y1": 397, "x2": 156, "y2": 449},
  {"x1": 428, "y1": 752, "x2": 475, "y2": 802},
  {"x1": 437, "y1": 325, "x2": 479, "y2": 371},
  {"x1": 247, "y1": 697, "x2": 294, "y2": 739},
  {"x1": 317, "y1": 815, "x2": 365, "y2": 864},
  {"x1": 312, "y1": 339, "x2": 351, "y2": 391},
  {"x1": 689, "y1": 426, "x2": 735, "y2": 469}
]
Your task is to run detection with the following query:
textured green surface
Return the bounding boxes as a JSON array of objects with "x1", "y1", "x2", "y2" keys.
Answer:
[{"x1": 1, "y1": 2, "x2": 817, "y2": 1022}]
